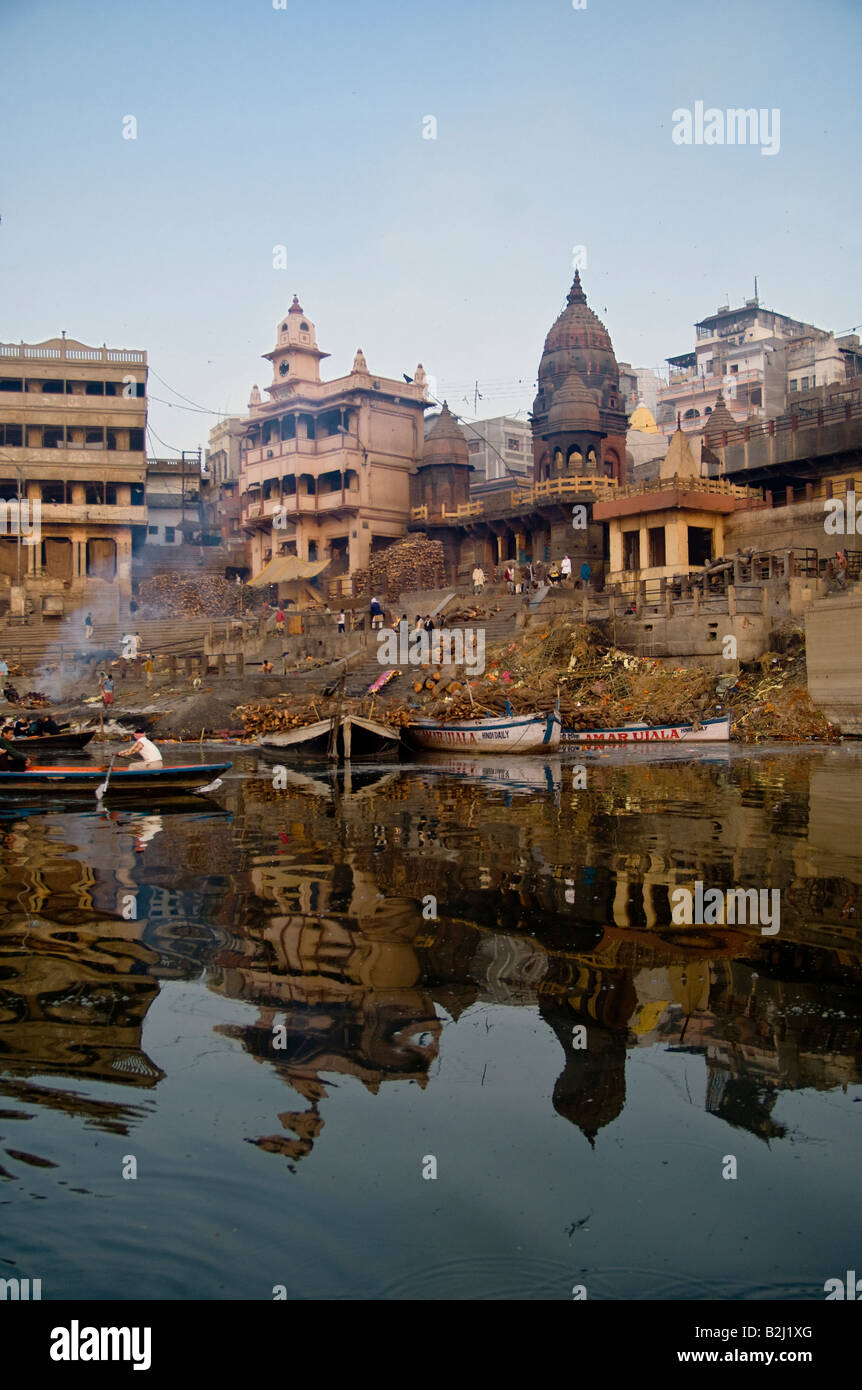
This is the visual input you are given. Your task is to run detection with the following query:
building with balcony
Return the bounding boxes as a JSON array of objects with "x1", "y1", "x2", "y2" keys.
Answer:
[
  {"x1": 238, "y1": 297, "x2": 428, "y2": 583},
  {"x1": 657, "y1": 298, "x2": 862, "y2": 442},
  {"x1": 0, "y1": 336, "x2": 147, "y2": 619},
  {"x1": 144, "y1": 453, "x2": 202, "y2": 546}
]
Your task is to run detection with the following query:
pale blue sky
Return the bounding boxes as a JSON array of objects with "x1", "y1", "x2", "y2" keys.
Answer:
[{"x1": 1, "y1": 0, "x2": 860, "y2": 452}]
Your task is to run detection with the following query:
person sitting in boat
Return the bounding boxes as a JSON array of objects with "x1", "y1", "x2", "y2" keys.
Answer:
[
  {"x1": 40, "y1": 715, "x2": 61, "y2": 735},
  {"x1": 116, "y1": 729, "x2": 163, "y2": 766},
  {"x1": 13, "y1": 716, "x2": 29, "y2": 737},
  {"x1": 28, "y1": 717, "x2": 44, "y2": 736},
  {"x1": 0, "y1": 723, "x2": 29, "y2": 769}
]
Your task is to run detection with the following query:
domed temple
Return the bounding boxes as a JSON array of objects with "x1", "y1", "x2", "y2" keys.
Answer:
[{"x1": 532, "y1": 270, "x2": 628, "y2": 484}]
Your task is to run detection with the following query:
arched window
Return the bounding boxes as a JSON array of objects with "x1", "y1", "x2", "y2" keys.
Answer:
[
  {"x1": 683, "y1": 408, "x2": 701, "y2": 420},
  {"x1": 568, "y1": 446, "x2": 583, "y2": 470},
  {"x1": 281, "y1": 323, "x2": 288, "y2": 332},
  {"x1": 300, "y1": 322, "x2": 310, "y2": 332},
  {"x1": 586, "y1": 448, "x2": 597, "y2": 471}
]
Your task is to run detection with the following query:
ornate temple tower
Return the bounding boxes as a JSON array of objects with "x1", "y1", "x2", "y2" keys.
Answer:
[
  {"x1": 410, "y1": 402, "x2": 472, "y2": 514},
  {"x1": 531, "y1": 270, "x2": 627, "y2": 483}
]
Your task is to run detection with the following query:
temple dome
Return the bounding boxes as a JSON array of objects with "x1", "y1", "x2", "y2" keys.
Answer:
[
  {"x1": 629, "y1": 402, "x2": 659, "y2": 433},
  {"x1": 548, "y1": 373, "x2": 601, "y2": 431},
  {"x1": 419, "y1": 401, "x2": 470, "y2": 469},
  {"x1": 532, "y1": 270, "x2": 625, "y2": 431}
]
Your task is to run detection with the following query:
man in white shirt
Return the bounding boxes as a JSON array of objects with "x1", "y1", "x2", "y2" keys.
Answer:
[
  {"x1": 117, "y1": 729, "x2": 163, "y2": 765},
  {"x1": 472, "y1": 565, "x2": 485, "y2": 594},
  {"x1": 560, "y1": 554, "x2": 573, "y2": 585}
]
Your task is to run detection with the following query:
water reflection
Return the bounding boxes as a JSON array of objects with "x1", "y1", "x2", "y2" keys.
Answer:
[{"x1": 0, "y1": 745, "x2": 861, "y2": 1280}]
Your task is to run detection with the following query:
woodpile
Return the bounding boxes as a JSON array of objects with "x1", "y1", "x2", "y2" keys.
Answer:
[
  {"x1": 351, "y1": 535, "x2": 445, "y2": 600},
  {"x1": 138, "y1": 574, "x2": 264, "y2": 619}
]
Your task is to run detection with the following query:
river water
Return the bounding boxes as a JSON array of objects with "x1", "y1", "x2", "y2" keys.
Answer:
[{"x1": 0, "y1": 742, "x2": 860, "y2": 1300}]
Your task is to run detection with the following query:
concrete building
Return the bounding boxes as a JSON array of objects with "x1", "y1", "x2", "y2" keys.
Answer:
[
  {"x1": 0, "y1": 336, "x2": 147, "y2": 620},
  {"x1": 594, "y1": 428, "x2": 762, "y2": 588},
  {"x1": 206, "y1": 416, "x2": 245, "y2": 487},
  {"x1": 462, "y1": 414, "x2": 532, "y2": 491},
  {"x1": 658, "y1": 298, "x2": 862, "y2": 441},
  {"x1": 144, "y1": 453, "x2": 202, "y2": 547},
  {"x1": 239, "y1": 297, "x2": 428, "y2": 581},
  {"x1": 618, "y1": 362, "x2": 663, "y2": 417}
]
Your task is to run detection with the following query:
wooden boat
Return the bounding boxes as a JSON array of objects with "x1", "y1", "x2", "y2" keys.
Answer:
[
  {"x1": 10, "y1": 729, "x2": 96, "y2": 752},
  {"x1": 562, "y1": 714, "x2": 731, "y2": 746},
  {"x1": 0, "y1": 762, "x2": 231, "y2": 796},
  {"x1": 402, "y1": 707, "x2": 562, "y2": 754},
  {"x1": 258, "y1": 714, "x2": 399, "y2": 761}
]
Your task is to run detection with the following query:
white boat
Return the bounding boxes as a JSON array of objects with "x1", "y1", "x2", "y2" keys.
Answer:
[
  {"x1": 562, "y1": 714, "x2": 731, "y2": 746},
  {"x1": 402, "y1": 708, "x2": 561, "y2": 754}
]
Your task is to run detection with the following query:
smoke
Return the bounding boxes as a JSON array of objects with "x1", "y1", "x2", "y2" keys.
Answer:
[{"x1": 26, "y1": 604, "x2": 118, "y2": 703}]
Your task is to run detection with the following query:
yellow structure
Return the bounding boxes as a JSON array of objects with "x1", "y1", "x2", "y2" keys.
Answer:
[
  {"x1": 594, "y1": 427, "x2": 762, "y2": 584},
  {"x1": 0, "y1": 337, "x2": 147, "y2": 618},
  {"x1": 239, "y1": 298, "x2": 428, "y2": 584},
  {"x1": 628, "y1": 402, "x2": 659, "y2": 433}
]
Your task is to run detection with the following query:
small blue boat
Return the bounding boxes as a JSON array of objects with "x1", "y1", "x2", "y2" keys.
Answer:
[{"x1": 0, "y1": 762, "x2": 231, "y2": 797}]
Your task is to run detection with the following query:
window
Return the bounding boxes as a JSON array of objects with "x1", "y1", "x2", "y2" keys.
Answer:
[
  {"x1": 148, "y1": 525, "x2": 159, "y2": 535},
  {"x1": 687, "y1": 525, "x2": 713, "y2": 567},
  {"x1": 129, "y1": 429, "x2": 144, "y2": 451},
  {"x1": 648, "y1": 526, "x2": 666, "y2": 567},
  {"x1": 164, "y1": 526, "x2": 175, "y2": 543},
  {"x1": 623, "y1": 530, "x2": 640, "y2": 570},
  {"x1": 789, "y1": 380, "x2": 797, "y2": 392},
  {"x1": 729, "y1": 364, "x2": 738, "y2": 374},
  {"x1": 468, "y1": 441, "x2": 481, "y2": 455},
  {"x1": 506, "y1": 437, "x2": 520, "y2": 451},
  {"x1": 801, "y1": 377, "x2": 809, "y2": 391},
  {"x1": 0, "y1": 424, "x2": 22, "y2": 446}
]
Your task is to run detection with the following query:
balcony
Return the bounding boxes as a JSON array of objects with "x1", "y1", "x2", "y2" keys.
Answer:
[
  {"x1": 241, "y1": 489, "x2": 360, "y2": 525},
  {"x1": 37, "y1": 503, "x2": 149, "y2": 526}
]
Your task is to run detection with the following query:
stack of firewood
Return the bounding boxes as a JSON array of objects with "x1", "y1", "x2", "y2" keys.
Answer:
[
  {"x1": 138, "y1": 574, "x2": 263, "y2": 619},
  {"x1": 352, "y1": 535, "x2": 446, "y2": 600}
]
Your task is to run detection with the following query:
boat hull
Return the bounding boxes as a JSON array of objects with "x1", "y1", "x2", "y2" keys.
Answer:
[
  {"x1": 0, "y1": 762, "x2": 231, "y2": 795},
  {"x1": 403, "y1": 709, "x2": 561, "y2": 754},
  {"x1": 259, "y1": 715, "x2": 399, "y2": 760},
  {"x1": 562, "y1": 716, "x2": 731, "y2": 746},
  {"x1": 10, "y1": 730, "x2": 96, "y2": 752}
]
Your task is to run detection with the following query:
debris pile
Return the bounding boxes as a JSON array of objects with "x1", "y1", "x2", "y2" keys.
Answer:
[{"x1": 351, "y1": 535, "x2": 446, "y2": 600}]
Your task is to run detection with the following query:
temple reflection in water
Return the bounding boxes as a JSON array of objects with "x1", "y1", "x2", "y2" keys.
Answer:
[{"x1": 1, "y1": 748, "x2": 859, "y2": 1166}]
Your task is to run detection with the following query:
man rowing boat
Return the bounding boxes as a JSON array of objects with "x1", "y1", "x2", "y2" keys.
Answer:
[
  {"x1": 116, "y1": 729, "x2": 163, "y2": 766},
  {"x1": 0, "y1": 723, "x2": 29, "y2": 770}
]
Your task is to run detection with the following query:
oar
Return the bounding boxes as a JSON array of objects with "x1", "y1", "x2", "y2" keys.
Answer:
[
  {"x1": 193, "y1": 776, "x2": 223, "y2": 796},
  {"x1": 95, "y1": 755, "x2": 116, "y2": 802}
]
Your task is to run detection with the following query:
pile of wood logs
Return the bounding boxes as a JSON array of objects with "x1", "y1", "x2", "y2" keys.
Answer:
[
  {"x1": 138, "y1": 574, "x2": 264, "y2": 619},
  {"x1": 352, "y1": 535, "x2": 446, "y2": 600}
]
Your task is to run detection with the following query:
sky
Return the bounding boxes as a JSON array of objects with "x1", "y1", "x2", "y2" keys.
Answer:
[{"x1": 1, "y1": 0, "x2": 860, "y2": 454}]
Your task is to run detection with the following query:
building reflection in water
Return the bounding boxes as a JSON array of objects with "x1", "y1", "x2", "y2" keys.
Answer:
[{"x1": 0, "y1": 748, "x2": 860, "y2": 1163}]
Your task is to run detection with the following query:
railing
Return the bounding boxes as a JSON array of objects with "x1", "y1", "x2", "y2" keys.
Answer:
[
  {"x1": 411, "y1": 475, "x2": 618, "y2": 525},
  {"x1": 708, "y1": 394, "x2": 862, "y2": 450},
  {"x1": 659, "y1": 367, "x2": 762, "y2": 398},
  {"x1": 0, "y1": 343, "x2": 146, "y2": 363},
  {"x1": 612, "y1": 474, "x2": 763, "y2": 501}
]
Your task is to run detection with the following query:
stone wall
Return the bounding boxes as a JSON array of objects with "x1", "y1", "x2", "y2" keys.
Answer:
[{"x1": 805, "y1": 591, "x2": 862, "y2": 735}]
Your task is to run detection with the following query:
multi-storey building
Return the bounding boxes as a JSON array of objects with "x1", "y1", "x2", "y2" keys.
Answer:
[
  {"x1": 144, "y1": 453, "x2": 202, "y2": 547},
  {"x1": 463, "y1": 414, "x2": 531, "y2": 498},
  {"x1": 0, "y1": 336, "x2": 147, "y2": 618},
  {"x1": 658, "y1": 298, "x2": 861, "y2": 440},
  {"x1": 239, "y1": 297, "x2": 428, "y2": 580}
]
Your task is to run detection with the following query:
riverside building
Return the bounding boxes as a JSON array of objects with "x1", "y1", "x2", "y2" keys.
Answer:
[
  {"x1": 0, "y1": 336, "x2": 147, "y2": 619},
  {"x1": 239, "y1": 298, "x2": 428, "y2": 584}
]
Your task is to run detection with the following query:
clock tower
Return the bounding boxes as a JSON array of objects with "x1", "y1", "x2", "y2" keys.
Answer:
[{"x1": 263, "y1": 295, "x2": 330, "y2": 396}]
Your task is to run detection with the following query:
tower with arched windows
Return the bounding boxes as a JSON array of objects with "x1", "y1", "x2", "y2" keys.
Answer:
[{"x1": 531, "y1": 270, "x2": 627, "y2": 484}]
